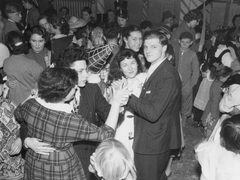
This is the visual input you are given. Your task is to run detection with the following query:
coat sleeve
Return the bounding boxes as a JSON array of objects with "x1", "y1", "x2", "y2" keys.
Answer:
[
  {"x1": 127, "y1": 74, "x2": 179, "y2": 122},
  {"x1": 95, "y1": 85, "x2": 111, "y2": 121},
  {"x1": 190, "y1": 53, "x2": 200, "y2": 87}
]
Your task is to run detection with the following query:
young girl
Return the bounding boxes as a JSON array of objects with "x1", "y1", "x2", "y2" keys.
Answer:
[
  {"x1": 195, "y1": 115, "x2": 240, "y2": 180},
  {"x1": 201, "y1": 64, "x2": 232, "y2": 138},
  {"x1": 89, "y1": 138, "x2": 137, "y2": 180}
]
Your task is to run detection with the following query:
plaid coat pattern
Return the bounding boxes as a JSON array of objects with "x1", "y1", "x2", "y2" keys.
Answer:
[{"x1": 14, "y1": 98, "x2": 115, "y2": 180}]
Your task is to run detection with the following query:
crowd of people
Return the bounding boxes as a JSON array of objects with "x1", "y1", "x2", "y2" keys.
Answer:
[{"x1": 1, "y1": 0, "x2": 240, "y2": 180}]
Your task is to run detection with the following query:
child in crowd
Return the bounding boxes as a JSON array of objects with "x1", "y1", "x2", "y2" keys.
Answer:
[
  {"x1": 89, "y1": 138, "x2": 137, "y2": 180},
  {"x1": 201, "y1": 63, "x2": 232, "y2": 138},
  {"x1": 195, "y1": 115, "x2": 240, "y2": 180},
  {"x1": 177, "y1": 31, "x2": 200, "y2": 127}
]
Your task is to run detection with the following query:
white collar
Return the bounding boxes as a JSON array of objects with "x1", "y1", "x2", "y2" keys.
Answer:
[
  {"x1": 36, "y1": 97, "x2": 73, "y2": 113},
  {"x1": 52, "y1": 34, "x2": 68, "y2": 39}
]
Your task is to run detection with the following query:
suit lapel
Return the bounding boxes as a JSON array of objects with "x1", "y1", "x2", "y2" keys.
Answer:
[{"x1": 143, "y1": 60, "x2": 168, "y2": 89}]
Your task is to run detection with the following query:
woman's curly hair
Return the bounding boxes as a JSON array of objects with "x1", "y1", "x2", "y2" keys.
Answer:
[
  {"x1": 38, "y1": 67, "x2": 78, "y2": 103},
  {"x1": 108, "y1": 49, "x2": 143, "y2": 83}
]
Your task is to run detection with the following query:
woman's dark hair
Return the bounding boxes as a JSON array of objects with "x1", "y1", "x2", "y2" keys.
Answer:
[
  {"x1": 38, "y1": 67, "x2": 78, "y2": 103},
  {"x1": 47, "y1": 15, "x2": 69, "y2": 35},
  {"x1": 60, "y1": 6, "x2": 69, "y2": 15},
  {"x1": 5, "y1": 30, "x2": 29, "y2": 55},
  {"x1": 108, "y1": 49, "x2": 143, "y2": 82},
  {"x1": 184, "y1": 9, "x2": 202, "y2": 23},
  {"x1": 232, "y1": 14, "x2": 240, "y2": 27},
  {"x1": 82, "y1": 6, "x2": 92, "y2": 15},
  {"x1": 26, "y1": 25, "x2": 50, "y2": 42},
  {"x1": 210, "y1": 65, "x2": 232, "y2": 80},
  {"x1": 56, "y1": 46, "x2": 89, "y2": 68},
  {"x1": 5, "y1": 3, "x2": 21, "y2": 15},
  {"x1": 122, "y1": 25, "x2": 142, "y2": 49},
  {"x1": 214, "y1": 32, "x2": 228, "y2": 47},
  {"x1": 220, "y1": 115, "x2": 240, "y2": 154},
  {"x1": 103, "y1": 24, "x2": 119, "y2": 40}
]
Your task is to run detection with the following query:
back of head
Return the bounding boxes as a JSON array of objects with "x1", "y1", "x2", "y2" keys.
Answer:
[
  {"x1": 220, "y1": 115, "x2": 240, "y2": 154},
  {"x1": 95, "y1": 138, "x2": 136, "y2": 180},
  {"x1": 47, "y1": 15, "x2": 69, "y2": 35},
  {"x1": 104, "y1": 24, "x2": 119, "y2": 40},
  {"x1": 179, "y1": 31, "x2": 193, "y2": 41},
  {"x1": 38, "y1": 67, "x2": 78, "y2": 103},
  {"x1": 5, "y1": 30, "x2": 29, "y2": 55},
  {"x1": 56, "y1": 46, "x2": 88, "y2": 68},
  {"x1": 184, "y1": 9, "x2": 202, "y2": 23}
]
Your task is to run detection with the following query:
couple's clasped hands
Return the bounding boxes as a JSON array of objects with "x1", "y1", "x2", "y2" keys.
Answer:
[{"x1": 109, "y1": 78, "x2": 132, "y2": 106}]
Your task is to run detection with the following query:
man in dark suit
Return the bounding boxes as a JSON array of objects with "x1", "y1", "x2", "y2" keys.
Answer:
[{"x1": 126, "y1": 30, "x2": 181, "y2": 180}]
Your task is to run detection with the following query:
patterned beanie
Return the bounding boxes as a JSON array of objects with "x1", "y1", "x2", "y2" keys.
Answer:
[{"x1": 87, "y1": 44, "x2": 113, "y2": 73}]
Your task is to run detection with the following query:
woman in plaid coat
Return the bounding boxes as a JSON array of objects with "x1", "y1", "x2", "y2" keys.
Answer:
[{"x1": 14, "y1": 67, "x2": 130, "y2": 180}]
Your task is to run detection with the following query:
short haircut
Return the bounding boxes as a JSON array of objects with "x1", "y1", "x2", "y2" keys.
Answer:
[
  {"x1": 82, "y1": 6, "x2": 92, "y2": 14},
  {"x1": 184, "y1": 9, "x2": 202, "y2": 23},
  {"x1": 5, "y1": 30, "x2": 29, "y2": 55},
  {"x1": 26, "y1": 25, "x2": 49, "y2": 42},
  {"x1": 60, "y1": 6, "x2": 69, "y2": 15},
  {"x1": 122, "y1": 25, "x2": 142, "y2": 49},
  {"x1": 5, "y1": 3, "x2": 21, "y2": 15},
  {"x1": 47, "y1": 15, "x2": 69, "y2": 35},
  {"x1": 140, "y1": 21, "x2": 152, "y2": 30},
  {"x1": 94, "y1": 138, "x2": 137, "y2": 180},
  {"x1": 179, "y1": 31, "x2": 193, "y2": 40},
  {"x1": 38, "y1": 67, "x2": 78, "y2": 103},
  {"x1": 143, "y1": 29, "x2": 169, "y2": 47},
  {"x1": 56, "y1": 46, "x2": 88, "y2": 68},
  {"x1": 220, "y1": 115, "x2": 240, "y2": 154}
]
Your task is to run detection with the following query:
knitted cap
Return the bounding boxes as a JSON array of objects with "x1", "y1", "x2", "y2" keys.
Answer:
[
  {"x1": 157, "y1": 25, "x2": 172, "y2": 39},
  {"x1": 87, "y1": 44, "x2": 113, "y2": 73}
]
